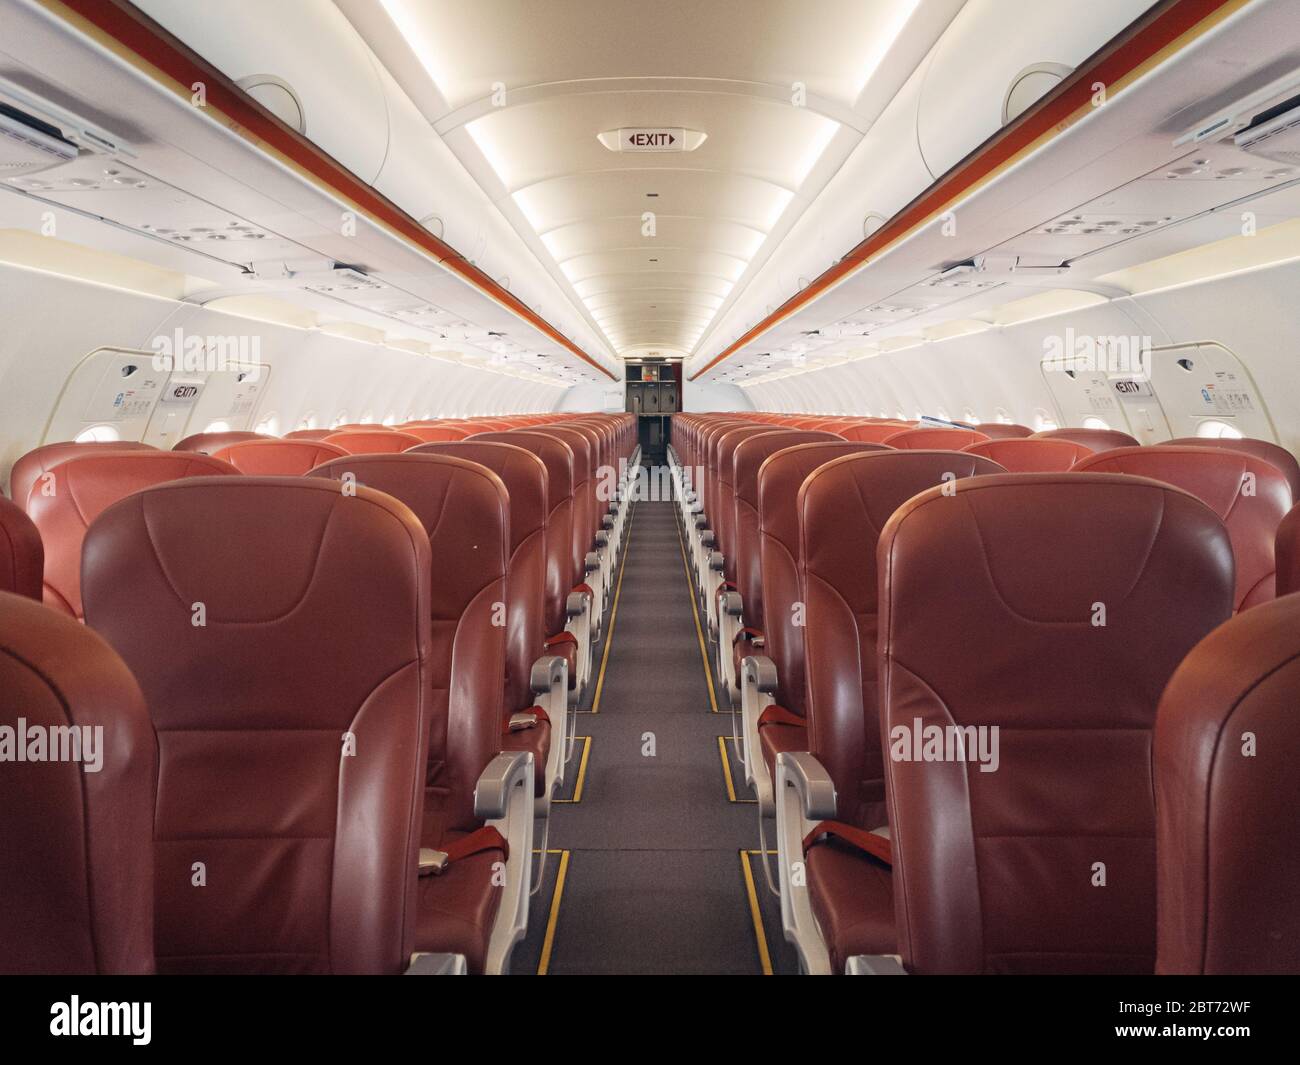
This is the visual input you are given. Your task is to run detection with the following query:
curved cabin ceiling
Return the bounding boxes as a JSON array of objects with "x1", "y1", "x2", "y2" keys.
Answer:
[{"x1": 341, "y1": 0, "x2": 946, "y2": 359}]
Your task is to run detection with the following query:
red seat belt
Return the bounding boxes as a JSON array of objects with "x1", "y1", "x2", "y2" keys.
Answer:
[
  {"x1": 758, "y1": 704, "x2": 804, "y2": 729},
  {"x1": 420, "y1": 826, "x2": 509, "y2": 876},
  {"x1": 803, "y1": 820, "x2": 892, "y2": 867}
]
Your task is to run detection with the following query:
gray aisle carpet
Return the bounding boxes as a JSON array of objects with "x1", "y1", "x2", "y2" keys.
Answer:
[{"x1": 514, "y1": 475, "x2": 797, "y2": 974}]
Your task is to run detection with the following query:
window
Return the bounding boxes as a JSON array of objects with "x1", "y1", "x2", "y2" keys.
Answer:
[
  {"x1": 995, "y1": 408, "x2": 1012, "y2": 425},
  {"x1": 963, "y1": 409, "x2": 981, "y2": 425},
  {"x1": 1033, "y1": 410, "x2": 1059, "y2": 432},
  {"x1": 1082, "y1": 416, "x2": 1112, "y2": 430},
  {"x1": 254, "y1": 415, "x2": 280, "y2": 436},
  {"x1": 360, "y1": 410, "x2": 374, "y2": 424},
  {"x1": 381, "y1": 413, "x2": 396, "y2": 427},
  {"x1": 1196, "y1": 419, "x2": 1243, "y2": 440},
  {"x1": 297, "y1": 413, "x2": 317, "y2": 431},
  {"x1": 936, "y1": 407, "x2": 950, "y2": 422},
  {"x1": 331, "y1": 412, "x2": 348, "y2": 429},
  {"x1": 74, "y1": 424, "x2": 120, "y2": 443},
  {"x1": 203, "y1": 420, "x2": 231, "y2": 434}
]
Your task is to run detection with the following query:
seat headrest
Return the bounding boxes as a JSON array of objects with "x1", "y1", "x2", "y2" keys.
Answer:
[
  {"x1": 1155, "y1": 591, "x2": 1300, "y2": 974},
  {"x1": 473, "y1": 431, "x2": 575, "y2": 511},
  {"x1": 1074, "y1": 445, "x2": 1292, "y2": 609},
  {"x1": 321, "y1": 430, "x2": 423, "y2": 454},
  {"x1": 963, "y1": 437, "x2": 1091, "y2": 472},
  {"x1": 883, "y1": 427, "x2": 989, "y2": 450},
  {"x1": 1163, "y1": 436, "x2": 1300, "y2": 500},
  {"x1": 9, "y1": 440, "x2": 155, "y2": 508},
  {"x1": 1032, "y1": 426, "x2": 1139, "y2": 451},
  {"x1": 27, "y1": 451, "x2": 239, "y2": 618},
  {"x1": 0, "y1": 590, "x2": 154, "y2": 974},
  {"x1": 213, "y1": 439, "x2": 347, "y2": 475},
  {"x1": 173, "y1": 430, "x2": 273, "y2": 455},
  {"x1": 733, "y1": 431, "x2": 838, "y2": 508}
]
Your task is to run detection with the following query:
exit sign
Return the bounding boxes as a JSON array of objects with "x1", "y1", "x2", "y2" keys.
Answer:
[{"x1": 622, "y1": 128, "x2": 684, "y2": 151}]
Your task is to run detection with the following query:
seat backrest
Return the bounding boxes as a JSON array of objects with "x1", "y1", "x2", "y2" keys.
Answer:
[
  {"x1": 173, "y1": 430, "x2": 273, "y2": 454},
  {"x1": 213, "y1": 439, "x2": 347, "y2": 475},
  {"x1": 0, "y1": 496, "x2": 43, "y2": 599},
  {"x1": 475, "y1": 430, "x2": 575, "y2": 637},
  {"x1": 965, "y1": 422, "x2": 1033, "y2": 440},
  {"x1": 0, "y1": 591, "x2": 155, "y2": 974},
  {"x1": 9, "y1": 440, "x2": 155, "y2": 508},
  {"x1": 531, "y1": 426, "x2": 594, "y2": 586},
  {"x1": 800, "y1": 450, "x2": 1006, "y2": 830},
  {"x1": 838, "y1": 424, "x2": 908, "y2": 444},
  {"x1": 322, "y1": 430, "x2": 423, "y2": 455},
  {"x1": 731, "y1": 430, "x2": 838, "y2": 628},
  {"x1": 28, "y1": 451, "x2": 239, "y2": 618},
  {"x1": 1073, "y1": 445, "x2": 1291, "y2": 610},
  {"x1": 1033, "y1": 426, "x2": 1139, "y2": 451},
  {"x1": 757, "y1": 441, "x2": 890, "y2": 714},
  {"x1": 963, "y1": 437, "x2": 1091, "y2": 472},
  {"x1": 83, "y1": 475, "x2": 434, "y2": 975},
  {"x1": 306, "y1": 454, "x2": 508, "y2": 842},
  {"x1": 884, "y1": 427, "x2": 990, "y2": 450},
  {"x1": 1163, "y1": 436, "x2": 1300, "y2": 500},
  {"x1": 283, "y1": 428, "x2": 336, "y2": 441},
  {"x1": 1155, "y1": 592, "x2": 1300, "y2": 974},
  {"x1": 879, "y1": 472, "x2": 1234, "y2": 974},
  {"x1": 407, "y1": 441, "x2": 547, "y2": 717}
]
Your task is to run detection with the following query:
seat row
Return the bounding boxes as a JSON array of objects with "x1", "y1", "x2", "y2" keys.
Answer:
[
  {"x1": 668, "y1": 410, "x2": 1300, "y2": 974},
  {"x1": 0, "y1": 412, "x2": 637, "y2": 974}
]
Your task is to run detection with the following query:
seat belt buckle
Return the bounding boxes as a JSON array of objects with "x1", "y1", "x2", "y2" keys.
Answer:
[
  {"x1": 508, "y1": 711, "x2": 539, "y2": 732},
  {"x1": 418, "y1": 847, "x2": 449, "y2": 876}
]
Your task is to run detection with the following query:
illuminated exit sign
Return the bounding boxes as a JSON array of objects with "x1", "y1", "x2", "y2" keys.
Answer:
[{"x1": 598, "y1": 128, "x2": 707, "y2": 153}]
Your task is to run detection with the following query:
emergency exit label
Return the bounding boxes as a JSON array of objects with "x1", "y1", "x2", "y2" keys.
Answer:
[{"x1": 621, "y1": 128, "x2": 685, "y2": 151}]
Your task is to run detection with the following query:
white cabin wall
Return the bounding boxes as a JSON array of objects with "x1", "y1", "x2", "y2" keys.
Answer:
[{"x1": 0, "y1": 262, "x2": 562, "y2": 492}]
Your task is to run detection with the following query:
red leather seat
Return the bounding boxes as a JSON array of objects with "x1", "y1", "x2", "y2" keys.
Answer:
[
  {"x1": 798, "y1": 450, "x2": 1006, "y2": 971},
  {"x1": 477, "y1": 430, "x2": 581, "y2": 686},
  {"x1": 713, "y1": 426, "x2": 785, "y2": 591},
  {"x1": 883, "y1": 427, "x2": 990, "y2": 450},
  {"x1": 1033, "y1": 426, "x2": 1139, "y2": 452},
  {"x1": 283, "y1": 428, "x2": 336, "y2": 441},
  {"x1": 213, "y1": 438, "x2": 347, "y2": 475},
  {"x1": 407, "y1": 440, "x2": 555, "y2": 796},
  {"x1": 531, "y1": 425, "x2": 598, "y2": 595},
  {"x1": 964, "y1": 422, "x2": 1033, "y2": 439},
  {"x1": 322, "y1": 430, "x2": 422, "y2": 454},
  {"x1": 401, "y1": 425, "x2": 475, "y2": 442},
  {"x1": 755, "y1": 442, "x2": 892, "y2": 787},
  {"x1": 878, "y1": 473, "x2": 1233, "y2": 973},
  {"x1": 334, "y1": 422, "x2": 393, "y2": 432},
  {"x1": 173, "y1": 430, "x2": 273, "y2": 454},
  {"x1": 305, "y1": 454, "x2": 513, "y2": 973},
  {"x1": 963, "y1": 437, "x2": 1091, "y2": 472},
  {"x1": 9, "y1": 440, "x2": 155, "y2": 510},
  {"x1": 1073, "y1": 446, "x2": 1291, "y2": 610},
  {"x1": 27, "y1": 452, "x2": 239, "y2": 618},
  {"x1": 0, "y1": 591, "x2": 154, "y2": 974},
  {"x1": 0, "y1": 496, "x2": 43, "y2": 599},
  {"x1": 1155, "y1": 592, "x2": 1300, "y2": 974},
  {"x1": 1163, "y1": 436, "x2": 1300, "y2": 500},
  {"x1": 729, "y1": 430, "x2": 838, "y2": 677},
  {"x1": 82, "y1": 475, "x2": 434, "y2": 974}
]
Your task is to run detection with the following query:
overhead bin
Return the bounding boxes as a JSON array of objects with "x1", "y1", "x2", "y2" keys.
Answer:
[{"x1": 916, "y1": 0, "x2": 1155, "y2": 178}]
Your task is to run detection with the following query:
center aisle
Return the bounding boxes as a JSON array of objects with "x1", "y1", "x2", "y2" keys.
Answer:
[{"x1": 524, "y1": 481, "x2": 769, "y2": 974}]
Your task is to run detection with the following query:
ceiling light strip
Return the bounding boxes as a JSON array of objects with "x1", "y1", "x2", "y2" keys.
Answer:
[
  {"x1": 41, "y1": 0, "x2": 616, "y2": 379},
  {"x1": 689, "y1": 0, "x2": 1250, "y2": 380}
]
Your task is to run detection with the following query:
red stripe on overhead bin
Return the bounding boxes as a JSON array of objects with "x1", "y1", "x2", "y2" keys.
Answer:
[
  {"x1": 46, "y1": 0, "x2": 616, "y2": 381},
  {"x1": 688, "y1": 0, "x2": 1249, "y2": 381}
]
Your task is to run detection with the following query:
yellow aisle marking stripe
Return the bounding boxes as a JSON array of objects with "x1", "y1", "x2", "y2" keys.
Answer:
[
  {"x1": 739, "y1": 850, "x2": 774, "y2": 976},
  {"x1": 537, "y1": 849, "x2": 571, "y2": 976},
  {"x1": 554, "y1": 736, "x2": 591, "y2": 804},
  {"x1": 674, "y1": 511, "x2": 720, "y2": 714},
  {"x1": 591, "y1": 504, "x2": 635, "y2": 714},
  {"x1": 717, "y1": 736, "x2": 756, "y2": 804}
]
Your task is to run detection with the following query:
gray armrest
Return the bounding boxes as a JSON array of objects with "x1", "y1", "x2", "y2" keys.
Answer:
[
  {"x1": 473, "y1": 751, "x2": 532, "y2": 820},
  {"x1": 584, "y1": 551, "x2": 600, "y2": 574},
  {"x1": 741, "y1": 654, "x2": 778, "y2": 695},
  {"x1": 708, "y1": 551, "x2": 724, "y2": 573},
  {"x1": 595, "y1": 530, "x2": 609, "y2": 548},
  {"x1": 701, "y1": 530, "x2": 716, "y2": 548},
  {"x1": 721, "y1": 591, "x2": 744, "y2": 619},
  {"x1": 405, "y1": 952, "x2": 468, "y2": 975},
  {"x1": 566, "y1": 590, "x2": 590, "y2": 617},
  {"x1": 530, "y1": 654, "x2": 566, "y2": 696},
  {"x1": 845, "y1": 955, "x2": 907, "y2": 975},
  {"x1": 777, "y1": 751, "x2": 838, "y2": 821}
]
